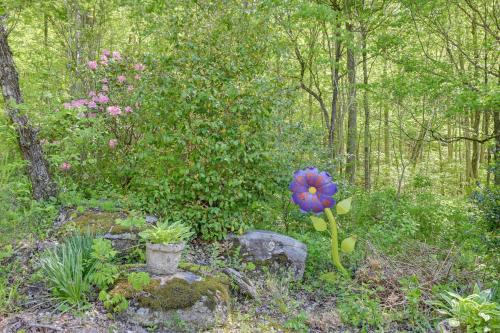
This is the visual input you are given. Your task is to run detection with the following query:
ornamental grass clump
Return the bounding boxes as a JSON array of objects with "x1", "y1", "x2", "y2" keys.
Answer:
[
  {"x1": 40, "y1": 233, "x2": 95, "y2": 308},
  {"x1": 289, "y1": 167, "x2": 355, "y2": 277}
]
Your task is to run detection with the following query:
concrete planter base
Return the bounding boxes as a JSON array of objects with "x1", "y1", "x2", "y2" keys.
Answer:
[{"x1": 146, "y1": 243, "x2": 184, "y2": 275}]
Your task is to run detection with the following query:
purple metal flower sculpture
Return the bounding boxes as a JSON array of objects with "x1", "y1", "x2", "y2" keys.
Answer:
[
  {"x1": 289, "y1": 167, "x2": 338, "y2": 213},
  {"x1": 289, "y1": 167, "x2": 354, "y2": 276}
]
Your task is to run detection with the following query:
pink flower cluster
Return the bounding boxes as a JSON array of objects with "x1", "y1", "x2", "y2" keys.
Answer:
[
  {"x1": 60, "y1": 162, "x2": 71, "y2": 171},
  {"x1": 87, "y1": 50, "x2": 123, "y2": 69},
  {"x1": 107, "y1": 105, "x2": 121, "y2": 116},
  {"x1": 64, "y1": 94, "x2": 109, "y2": 110}
]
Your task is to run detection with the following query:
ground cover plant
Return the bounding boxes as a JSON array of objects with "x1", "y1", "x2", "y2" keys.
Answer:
[{"x1": 0, "y1": 0, "x2": 498, "y2": 332}]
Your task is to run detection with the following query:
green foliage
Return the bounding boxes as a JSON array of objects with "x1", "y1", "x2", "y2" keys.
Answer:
[
  {"x1": 89, "y1": 238, "x2": 119, "y2": 290},
  {"x1": 283, "y1": 311, "x2": 309, "y2": 332},
  {"x1": 127, "y1": 272, "x2": 151, "y2": 291},
  {"x1": 139, "y1": 221, "x2": 193, "y2": 245},
  {"x1": 432, "y1": 286, "x2": 500, "y2": 332},
  {"x1": 40, "y1": 233, "x2": 95, "y2": 308},
  {"x1": 98, "y1": 290, "x2": 129, "y2": 314},
  {"x1": 115, "y1": 213, "x2": 146, "y2": 230},
  {"x1": 338, "y1": 291, "x2": 384, "y2": 329},
  {"x1": 40, "y1": 234, "x2": 121, "y2": 309}
]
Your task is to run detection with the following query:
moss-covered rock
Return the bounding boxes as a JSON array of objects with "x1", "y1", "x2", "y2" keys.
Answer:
[
  {"x1": 112, "y1": 271, "x2": 230, "y2": 332},
  {"x1": 57, "y1": 210, "x2": 146, "y2": 253}
]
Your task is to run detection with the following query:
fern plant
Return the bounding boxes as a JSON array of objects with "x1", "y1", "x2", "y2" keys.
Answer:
[{"x1": 88, "y1": 238, "x2": 119, "y2": 289}]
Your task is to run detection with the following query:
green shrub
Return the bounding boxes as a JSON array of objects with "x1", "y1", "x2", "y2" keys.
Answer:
[{"x1": 432, "y1": 286, "x2": 500, "y2": 332}]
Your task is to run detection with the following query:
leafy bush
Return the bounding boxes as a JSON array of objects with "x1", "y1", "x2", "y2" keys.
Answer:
[
  {"x1": 139, "y1": 221, "x2": 193, "y2": 245},
  {"x1": 432, "y1": 286, "x2": 500, "y2": 332}
]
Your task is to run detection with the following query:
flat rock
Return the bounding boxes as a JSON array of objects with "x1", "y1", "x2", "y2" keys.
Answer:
[
  {"x1": 114, "y1": 271, "x2": 230, "y2": 332},
  {"x1": 233, "y1": 230, "x2": 307, "y2": 280}
]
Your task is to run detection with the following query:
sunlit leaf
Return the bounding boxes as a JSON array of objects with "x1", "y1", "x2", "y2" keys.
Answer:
[
  {"x1": 336, "y1": 197, "x2": 352, "y2": 215},
  {"x1": 310, "y1": 216, "x2": 327, "y2": 232}
]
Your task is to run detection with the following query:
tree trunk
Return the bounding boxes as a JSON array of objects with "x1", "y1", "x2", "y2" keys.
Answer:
[
  {"x1": 345, "y1": 20, "x2": 357, "y2": 184},
  {"x1": 471, "y1": 111, "x2": 481, "y2": 179},
  {"x1": 361, "y1": 31, "x2": 370, "y2": 190},
  {"x1": 383, "y1": 61, "x2": 390, "y2": 165},
  {"x1": 329, "y1": 29, "x2": 342, "y2": 159},
  {"x1": 494, "y1": 109, "x2": 500, "y2": 186},
  {"x1": 0, "y1": 17, "x2": 57, "y2": 200}
]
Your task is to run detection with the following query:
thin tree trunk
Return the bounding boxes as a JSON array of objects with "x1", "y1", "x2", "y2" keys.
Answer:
[
  {"x1": 494, "y1": 109, "x2": 500, "y2": 186},
  {"x1": 383, "y1": 61, "x2": 390, "y2": 165},
  {"x1": 0, "y1": 17, "x2": 57, "y2": 200},
  {"x1": 345, "y1": 18, "x2": 357, "y2": 184},
  {"x1": 362, "y1": 31, "x2": 370, "y2": 190}
]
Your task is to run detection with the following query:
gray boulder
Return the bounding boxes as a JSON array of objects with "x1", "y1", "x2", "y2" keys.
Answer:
[{"x1": 233, "y1": 230, "x2": 307, "y2": 280}]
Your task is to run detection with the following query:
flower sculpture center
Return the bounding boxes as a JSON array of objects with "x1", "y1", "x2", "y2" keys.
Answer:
[{"x1": 308, "y1": 187, "x2": 317, "y2": 194}]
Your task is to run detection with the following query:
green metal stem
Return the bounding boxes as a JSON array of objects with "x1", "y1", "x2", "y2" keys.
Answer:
[{"x1": 324, "y1": 208, "x2": 347, "y2": 275}]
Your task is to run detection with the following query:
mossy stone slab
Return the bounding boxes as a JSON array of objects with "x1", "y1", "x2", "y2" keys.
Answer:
[{"x1": 113, "y1": 272, "x2": 230, "y2": 332}]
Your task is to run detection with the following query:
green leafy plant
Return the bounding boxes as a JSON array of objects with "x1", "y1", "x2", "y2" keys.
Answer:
[
  {"x1": 128, "y1": 272, "x2": 151, "y2": 291},
  {"x1": 432, "y1": 286, "x2": 500, "y2": 332},
  {"x1": 115, "y1": 213, "x2": 146, "y2": 230},
  {"x1": 139, "y1": 221, "x2": 193, "y2": 245},
  {"x1": 40, "y1": 233, "x2": 95, "y2": 308},
  {"x1": 88, "y1": 238, "x2": 119, "y2": 290},
  {"x1": 99, "y1": 290, "x2": 129, "y2": 313},
  {"x1": 284, "y1": 311, "x2": 309, "y2": 332}
]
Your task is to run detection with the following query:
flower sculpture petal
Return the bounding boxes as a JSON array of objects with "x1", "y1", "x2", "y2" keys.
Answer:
[{"x1": 289, "y1": 167, "x2": 337, "y2": 213}]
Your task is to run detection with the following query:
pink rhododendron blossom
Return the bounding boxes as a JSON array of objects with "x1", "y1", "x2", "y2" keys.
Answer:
[
  {"x1": 124, "y1": 106, "x2": 133, "y2": 113},
  {"x1": 107, "y1": 105, "x2": 121, "y2": 116},
  {"x1": 63, "y1": 102, "x2": 72, "y2": 109},
  {"x1": 117, "y1": 75, "x2": 126, "y2": 83},
  {"x1": 100, "y1": 55, "x2": 108, "y2": 62},
  {"x1": 108, "y1": 139, "x2": 118, "y2": 149},
  {"x1": 71, "y1": 99, "x2": 87, "y2": 108},
  {"x1": 87, "y1": 61, "x2": 98, "y2": 70},
  {"x1": 87, "y1": 101, "x2": 97, "y2": 108},
  {"x1": 102, "y1": 49, "x2": 111, "y2": 57},
  {"x1": 101, "y1": 78, "x2": 108, "y2": 84},
  {"x1": 134, "y1": 63, "x2": 145, "y2": 71},
  {"x1": 60, "y1": 162, "x2": 71, "y2": 171},
  {"x1": 112, "y1": 51, "x2": 121, "y2": 61},
  {"x1": 134, "y1": 74, "x2": 141, "y2": 80},
  {"x1": 102, "y1": 85, "x2": 109, "y2": 92},
  {"x1": 127, "y1": 85, "x2": 134, "y2": 92},
  {"x1": 96, "y1": 94, "x2": 109, "y2": 104},
  {"x1": 88, "y1": 91, "x2": 96, "y2": 97}
]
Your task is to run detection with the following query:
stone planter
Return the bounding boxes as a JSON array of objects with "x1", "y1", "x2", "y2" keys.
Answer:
[{"x1": 146, "y1": 243, "x2": 185, "y2": 275}]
